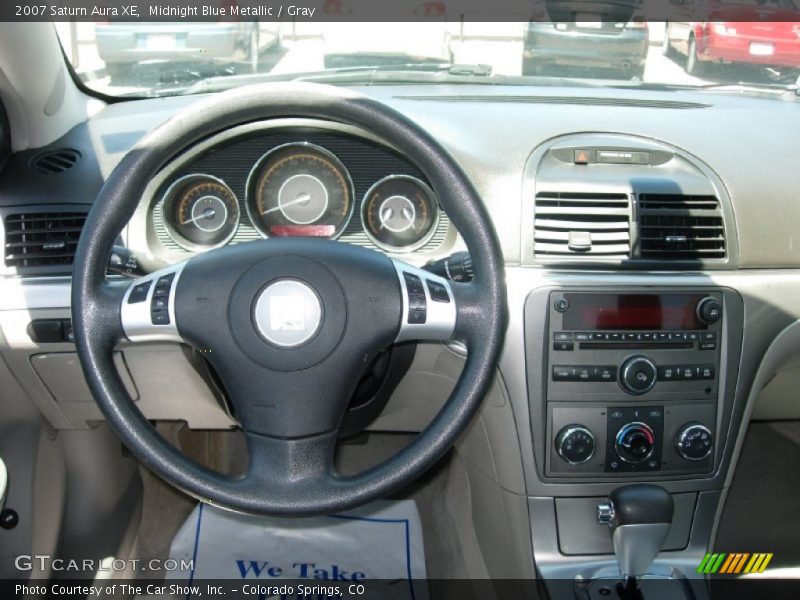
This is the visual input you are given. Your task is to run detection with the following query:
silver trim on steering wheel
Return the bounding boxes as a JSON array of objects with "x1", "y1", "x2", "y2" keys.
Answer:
[
  {"x1": 391, "y1": 259, "x2": 457, "y2": 343},
  {"x1": 121, "y1": 262, "x2": 187, "y2": 343}
]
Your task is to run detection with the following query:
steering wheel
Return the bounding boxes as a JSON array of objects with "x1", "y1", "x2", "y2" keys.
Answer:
[{"x1": 71, "y1": 83, "x2": 507, "y2": 516}]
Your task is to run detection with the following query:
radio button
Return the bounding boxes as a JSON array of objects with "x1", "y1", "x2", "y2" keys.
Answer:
[
  {"x1": 575, "y1": 367, "x2": 592, "y2": 381},
  {"x1": 553, "y1": 341, "x2": 574, "y2": 351},
  {"x1": 681, "y1": 366, "x2": 697, "y2": 380},
  {"x1": 592, "y1": 332, "x2": 607, "y2": 341},
  {"x1": 620, "y1": 356, "x2": 657, "y2": 394},
  {"x1": 687, "y1": 332, "x2": 699, "y2": 341},
  {"x1": 552, "y1": 366, "x2": 574, "y2": 381},
  {"x1": 641, "y1": 332, "x2": 654, "y2": 341},
  {"x1": 623, "y1": 333, "x2": 637, "y2": 341},
  {"x1": 702, "y1": 332, "x2": 717, "y2": 341},
  {"x1": 554, "y1": 332, "x2": 573, "y2": 342},
  {"x1": 658, "y1": 366, "x2": 676, "y2": 381},
  {"x1": 596, "y1": 366, "x2": 617, "y2": 382},
  {"x1": 575, "y1": 332, "x2": 591, "y2": 341},
  {"x1": 609, "y1": 332, "x2": 622, "y2": 342},
  {"x1": 656, "y1": 332, "x2": 670, "y2": 341},
  {"x1": 700, "y1": 365, "x2": 715, "y2": 380},
  {"x1": 699, "y1": 341, "x2": 717, "y2": 351}
]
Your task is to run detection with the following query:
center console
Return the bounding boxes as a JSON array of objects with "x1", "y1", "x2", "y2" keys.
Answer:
[
  {"x1": 522, "y1": 284, "x2": 745, "y2": 599},
  {"x1": 544, "y1": 291, "x2": 722, "y2": 479}
]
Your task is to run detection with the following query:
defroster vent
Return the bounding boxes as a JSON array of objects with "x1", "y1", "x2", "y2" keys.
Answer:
[{"x1": 534, "y1": 191, "x2": 631, "y2": 258}]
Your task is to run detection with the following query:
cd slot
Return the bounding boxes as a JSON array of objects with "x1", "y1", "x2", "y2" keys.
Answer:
[{"x1": 580, "y1": 342, "x2": 693, "y2": 350}]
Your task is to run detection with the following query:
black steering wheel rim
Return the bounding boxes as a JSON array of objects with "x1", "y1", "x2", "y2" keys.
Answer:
[{"x1": 71, "y1": 82, "x2": 507, "y2": 516}]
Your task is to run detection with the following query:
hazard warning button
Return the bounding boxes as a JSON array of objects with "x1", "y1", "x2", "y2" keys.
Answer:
[{"x1": 573, "y1": 149, "x2": 593, "y2": 164}]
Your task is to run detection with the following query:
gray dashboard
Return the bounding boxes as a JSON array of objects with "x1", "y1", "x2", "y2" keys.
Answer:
[{"x1": 3, "y1": 84, "x2": 800, "y2": 267}]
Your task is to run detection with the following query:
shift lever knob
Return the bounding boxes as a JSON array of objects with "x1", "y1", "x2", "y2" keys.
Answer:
[{"x1": 597, "y1": 484, "x2": 674, "y2": 578}]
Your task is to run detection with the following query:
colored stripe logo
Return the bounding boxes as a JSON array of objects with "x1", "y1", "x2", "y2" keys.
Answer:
[{"x1": 697, "y1": 553, "x2": 773, "y2": 574}]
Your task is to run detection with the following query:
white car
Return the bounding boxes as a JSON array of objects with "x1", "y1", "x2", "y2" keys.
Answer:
[{"x1": 321, "y1": 18, "x2": 452, "y2": 69}]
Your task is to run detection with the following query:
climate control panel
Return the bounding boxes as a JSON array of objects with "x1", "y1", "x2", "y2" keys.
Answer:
[{"x1": 547, "y1": 402, "x2": 716, "y2": 477}]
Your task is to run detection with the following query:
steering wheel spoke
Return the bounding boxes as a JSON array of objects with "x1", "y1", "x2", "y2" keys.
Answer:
[
  {"x1": 240, "y1": 430, "x2": 338, "y2": 495},
  {"x1": 120, "y1": 262, "x2": 188, "y2": 343}
]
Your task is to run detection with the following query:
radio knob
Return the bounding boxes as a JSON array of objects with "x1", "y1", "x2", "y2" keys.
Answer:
[
  {"x1": 696, "y1": 297, "x2": 722, "y2": 325},
  {"x1": 615, "y1": 422, "x2": 656, "y2": 463},
  {"x1": 676, "y1": 423, "x2": 713, "y2": 461},
  {"x1": 620, "y1": 355, "x2": 657, "y2": 394},
  {"x1": 556, "y1": 425, "x2": 595, "y2": 465}
]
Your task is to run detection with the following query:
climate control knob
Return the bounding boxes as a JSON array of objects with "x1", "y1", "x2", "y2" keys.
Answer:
[
  {"x1": 676, "y1": 423, "x2": 713, "y2": 461},
  {"x1": 556, "y1": 425, "x2": 595, "y2": 465},
  {"x1": 615, "y1": 422, "x2": 656, "y2": 463},
  {"x1": 620, "y1": 355, "x2": 657, "y2": 395}
]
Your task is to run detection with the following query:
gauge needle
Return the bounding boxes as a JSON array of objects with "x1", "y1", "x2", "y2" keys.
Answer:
[
  {"x1": 380, "y1": 207, "x2": 394, "y2": 229},
  {"x1": 181, "y1": 208, "x2": 216, "y2": 225},
  {"x1": 261, "y1": 193, "x2": 312, "y2": 215}
]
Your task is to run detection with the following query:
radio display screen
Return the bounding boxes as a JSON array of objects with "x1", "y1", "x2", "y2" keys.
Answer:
[{"x1": 561, "y1": 293, "x2": 707, "y2": 331}]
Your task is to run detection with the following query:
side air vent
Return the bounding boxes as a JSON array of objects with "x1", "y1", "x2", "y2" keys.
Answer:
[
  {"x1": 638, "y1": 194, "x2": 726, "y2": 259},
  {"x1": 4, "y1": 212, "x2": 87, "y2": 268},
  {"x1": 534, "y1": 192, "x2": 631, "y2": 258},
  {"x1": 30, "y1": 148, "x2": 81, "y2": 174}
]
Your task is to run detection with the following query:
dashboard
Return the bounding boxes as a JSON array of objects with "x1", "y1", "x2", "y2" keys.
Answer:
[{"x1": 2, "y1": 83, "x2": 800, "y2": 592}]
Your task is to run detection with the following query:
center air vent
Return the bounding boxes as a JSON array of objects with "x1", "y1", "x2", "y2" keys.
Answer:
[
  {"x1": 533, "y1": 191, "x2": 631, "y2": 258},
  {"x1": 4, "y1": 212, "x2": 87, "y2": 269},
  {"x1": 638, "y1": 194, "x2": 726, "y2": 260},
  {"x1": 30, "y1": 148, "x2": 81, "y2": 175}
]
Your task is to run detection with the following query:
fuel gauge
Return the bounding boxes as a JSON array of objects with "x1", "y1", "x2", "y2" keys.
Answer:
[{"x1": 361, "y1": 175, "x2": 439, "y2": 252}]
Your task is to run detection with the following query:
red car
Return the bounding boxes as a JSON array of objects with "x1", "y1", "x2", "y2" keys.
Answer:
[{"x1": 662, "y1": 0, "x2": 800, "y2": 76}]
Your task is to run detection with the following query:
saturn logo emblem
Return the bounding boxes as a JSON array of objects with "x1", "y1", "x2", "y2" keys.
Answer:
[{"x1": 253, "y1": 279, "x2": 322, "y2": 347}]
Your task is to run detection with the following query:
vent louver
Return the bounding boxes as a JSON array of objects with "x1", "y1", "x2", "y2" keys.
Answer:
[
  {"x1": 4, "y1": 212, "x2": 87, "y2": 268},
  {"x1": 534, "y1": 191, "x2": 631, "y2": 258},
  {"x1": 30, "y1": 148, "x2": 81, "y2": 174},
  {"x1": 638, "y1": 194, "x2": 726, "y2": 260}
]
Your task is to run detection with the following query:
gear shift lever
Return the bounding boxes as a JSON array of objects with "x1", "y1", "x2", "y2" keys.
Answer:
[{"x1": 597, "y1": 484, "x2": 674, "y2": 598}]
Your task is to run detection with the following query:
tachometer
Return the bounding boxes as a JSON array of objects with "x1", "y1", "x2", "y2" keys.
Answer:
[
  {"x1": 163, "y1": 174, "x2": 240, "y2": 251},
  {"x1": 361, "y1": 175, "x2": 439, "y2": 252},
  {"x1": 246, "y1": 143, "x2": 354, "y2": 238}
]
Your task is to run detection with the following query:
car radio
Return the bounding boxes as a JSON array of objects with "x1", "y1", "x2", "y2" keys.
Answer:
[{"x1": 543, "y1": 291, "x2": 724, "y2": 478}]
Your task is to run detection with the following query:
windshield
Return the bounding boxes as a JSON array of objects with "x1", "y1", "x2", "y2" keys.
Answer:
[{"x1": 56, "y1": 16, "x2": 800, "y2": 98}]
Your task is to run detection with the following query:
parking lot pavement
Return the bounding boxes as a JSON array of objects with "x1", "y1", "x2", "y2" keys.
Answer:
[{"x1": 644, "y1": 45, "x2": 705, "y2": 86}]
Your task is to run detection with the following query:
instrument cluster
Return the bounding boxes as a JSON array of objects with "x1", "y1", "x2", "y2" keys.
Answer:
[{"x1": 157, "y1": 139, "x2": 442, "y2": 254}]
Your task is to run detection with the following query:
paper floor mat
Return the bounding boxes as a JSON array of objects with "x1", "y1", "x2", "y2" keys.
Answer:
[{"x1": 166, "y1": 499, "x2": 428, "y2": 600}]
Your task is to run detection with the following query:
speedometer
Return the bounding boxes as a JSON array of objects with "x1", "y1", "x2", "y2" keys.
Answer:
[
  {"x1": 361, "y1": 175, "x2": 439, "y2": 252},
  {"x1": 162, "y1": 174, "x2": 240, "y2": 251},
  {"x1": 246, "y1": 143, "x2": 354, "y2": 239}
]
